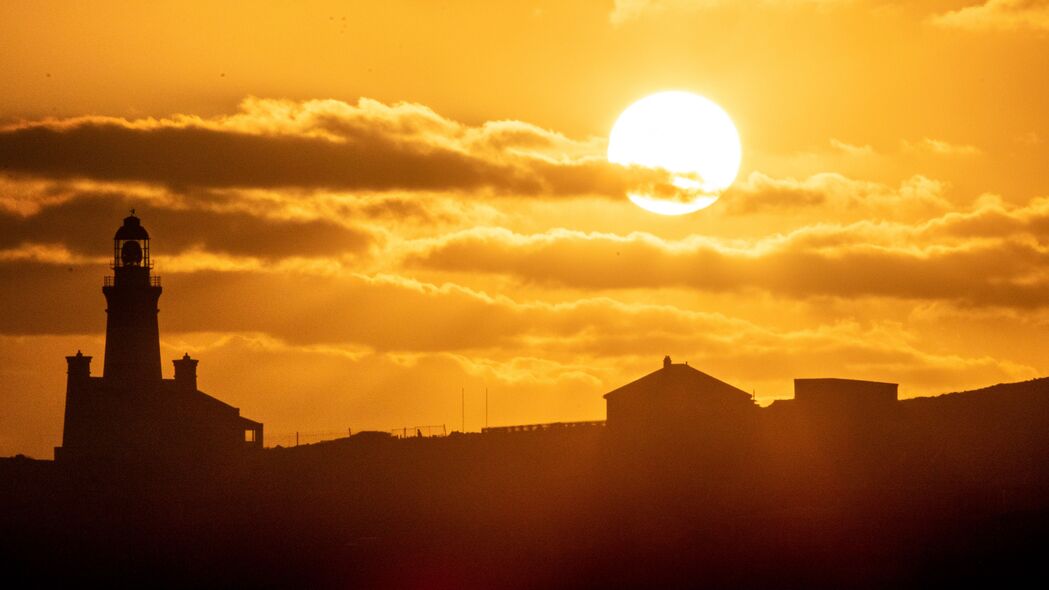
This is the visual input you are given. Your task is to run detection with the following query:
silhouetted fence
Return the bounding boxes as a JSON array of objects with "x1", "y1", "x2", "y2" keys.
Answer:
[
  {"x1": 266, "y1": 420, "x2": 605, "y2": 446},
  {"x1": 481, "y1": 420, "x2": 605, "y2": 434},
  {"x1": 267, "y1": 429, "x2": 352, "y2": 447},
  {"x1": 391, "y1": 424, "x2": 447, "y2": 438}
]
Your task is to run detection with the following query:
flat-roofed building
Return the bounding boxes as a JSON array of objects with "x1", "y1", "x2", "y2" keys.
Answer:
[{"x1": 794, "y1": 378, "x2": 898, "y2": 409}]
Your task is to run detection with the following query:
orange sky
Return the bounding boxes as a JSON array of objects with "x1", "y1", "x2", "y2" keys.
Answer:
[{"x1": 2, "y1": 0, "x2": 1048, "y2": 457}]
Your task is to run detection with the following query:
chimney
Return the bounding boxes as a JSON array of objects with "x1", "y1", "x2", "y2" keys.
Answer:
[
  {"x1": 173, "y1": 353, "x2": 199, "y2": 391},
  {"x1": 66, "y1": 350, "x2": 92, "y2": 383},
  {"x1": 663, "y1": 355, "x2": 672, "y2": 369}
]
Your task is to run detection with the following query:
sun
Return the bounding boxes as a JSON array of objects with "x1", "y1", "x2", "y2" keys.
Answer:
[{"x1": 608, "y1": 91, "x2": 742, "y2": 215}]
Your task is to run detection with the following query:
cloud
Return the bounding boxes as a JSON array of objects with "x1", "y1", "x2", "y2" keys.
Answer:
[
  {"x1": 0, "y1": 191, "x2": 375, "y2": 261},
  {"x1": 724, "y1": 171, "x2": 950, "y2": 216},
  {"x1": 403, "y1": 194, "x2": 1049, "y2": 308},
  {"x1": 829, "y1": 138, "x2": 875, "y2": 157},
  {"x1": 0, "y1": 97, "x2": 670, "y2": 199},
  {"x1": 931, "y1": 0, "x2": 1049, "y2": 31},
  {"x1": 0, "y1": 257, "x2": 732, "y2": 360},
  {"x1": 901, "y1": 137, "x2": 981, "y2": 157},
  {"x1": 8, "y1": 168, "x2": 1041, "y2": 310}
]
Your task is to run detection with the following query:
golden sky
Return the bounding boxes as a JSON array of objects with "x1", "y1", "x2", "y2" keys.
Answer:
[{"x1": 2, "y1": 0, "x2": 1048, "y2": 457}]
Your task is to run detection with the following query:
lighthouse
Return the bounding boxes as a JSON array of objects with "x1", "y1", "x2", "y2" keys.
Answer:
[{"x1": 55, "y1": 214, "x2": 263, "y2": 464}]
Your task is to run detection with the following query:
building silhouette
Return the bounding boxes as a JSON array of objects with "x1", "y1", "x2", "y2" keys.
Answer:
[
  {"x1": 54, "y1": 214, "x2": 262, "y2": 463},
  {"x1": 601, "y1": 356, "x2": 905, "y2": 446},
  {"x1": 604, "y1": 355, "x2": 756, "y2": 438}
]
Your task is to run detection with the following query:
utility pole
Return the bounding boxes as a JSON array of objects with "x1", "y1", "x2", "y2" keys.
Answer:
[
  {"x1": 461, "y1": 386, "x2": 465, "y2": 433},
  {"x1": 485, "y1": 386, "x2": 489, "y2": 429}
]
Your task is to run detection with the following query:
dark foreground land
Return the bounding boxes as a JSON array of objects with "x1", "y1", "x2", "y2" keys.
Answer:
[{"x1": 4, "y1": 379, "x2": 1049, "y2": 589}]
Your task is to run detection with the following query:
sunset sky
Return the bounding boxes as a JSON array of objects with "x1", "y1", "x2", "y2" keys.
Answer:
[{"x1": 2, "y1": 0, "x2": 1048, "y2": 457}]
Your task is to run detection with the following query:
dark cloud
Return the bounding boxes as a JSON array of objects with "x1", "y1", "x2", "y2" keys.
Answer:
[
  {"x1": 0, "y1": 98, "x2": 668, "y2": 197},
  {"x1": 0, "y1": 261, "x2": 1028, "y2": 407},
  {"x1": 0, "y1": 192, "x2": 372, "y2": 260},
  {"x1": 0, "y1": 262, "x2": 106, "y2": 335}
]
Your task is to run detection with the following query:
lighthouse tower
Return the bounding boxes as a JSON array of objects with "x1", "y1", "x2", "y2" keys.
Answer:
[{"x1": 102, "y1": 213, "x2": 163, "y2": 388}]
